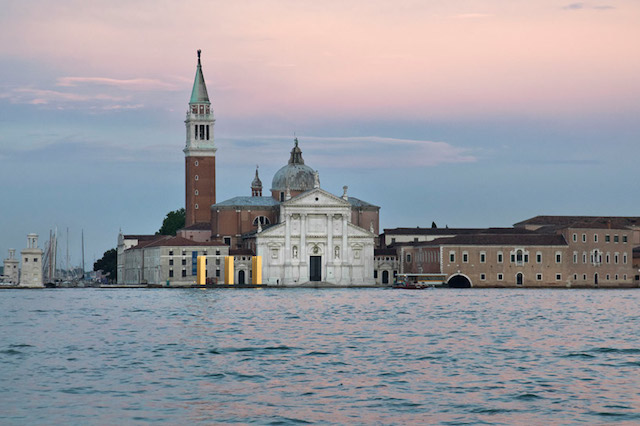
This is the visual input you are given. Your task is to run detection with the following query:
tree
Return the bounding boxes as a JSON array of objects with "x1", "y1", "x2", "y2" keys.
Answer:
[
  {"x1": 157, "y1": 208, "x2": 185, "y2": 236},
  {"x1": 94, "y1": 248, "x2": 117, "y2": 281}
]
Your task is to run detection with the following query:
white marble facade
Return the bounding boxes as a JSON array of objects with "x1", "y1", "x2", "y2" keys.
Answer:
[{"x1": 256, "y1": 188, "x2": 375, "y2": 285}]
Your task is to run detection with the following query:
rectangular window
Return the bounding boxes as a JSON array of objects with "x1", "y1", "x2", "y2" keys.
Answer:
[
  {"x1": 623, "y1": 235, "x2": 628, "y2": 243},
  {"x1": 406, "y1": 254, "x2": 411, "y2": 263},
  {"x1": 169, "y1": 259, "x2": 173, "y2": 266},
  {"x1": 623, "y1": 253, "x2": 627, "y2": 264},
  {"x1": 497, "y1": 273, "x2": 503, "y2": 281},
  {"x1": 583, "y1": 253, "x2": 587, "y2": 263},
  {"x1": 594, "y1": 234, "x2": 598, "y2": 243},
  {"x1": 497, "y1": 253, "x2": 503, "y2": 263},
  {"x1": 605, "y1": 235, "x2": 610, "y2": 242},
  {"x1": 216, "y1": 269, "x2": 220, "y2": 277},
  {"x1": 614, "y1": 235, "x2": 619, "y2": 243},
  {"x1": 449, "y1": 252, "x2": 455, "y2": 263},
  {"x1": 556, "y1": 253, "x2": 562, "y2": 263},
  {"x1": 480, "y1": 274, "x2": 486, "y2": 280},
  {"x1": 169, "y1": 250, "x2": 174, "y2": 256},
  {"x1": 556, "y1": 274, "x2": 562, "y2": 281},
  {"x1": 614, "y1": 254, "x2": 619, "y2": 264},
  {"x1": 169, "y1": 269, "x2": 173, "y2": 278},
  {"x1": 480, "y1": 252, "x2": 486, "y2": 263},
  {"x1": 182, "y1": 269, "x2": 187, "y2": 277},
  {"x1": 194, "y1": 125, "x2": 198, "y2": 140},
  {"x1": 34, "y1": 258, "x2": 38, "y2": 262},
  {"x1": 182, "y1": 258, "x2": 186, "y2": 265},
  {"x1": 206, "y1": 125, "x2": 210, "y2": 140},
  {"x1": 573, "y1": 233, "x2": 577, "y2": 242},
  {"x1": 224, "y1": 237, "x2": 231, "y2": 246},
  {"x1": 536, "y1": 274, "x2": 542, "y2": 281},
  {"x1": 510, "y1": 254, "x2": 515, "y2": 263},
  {"x1": 462, "y1": 252, "x2": 468, "y2": 263},
  {"x1": 573, "y1": 252, "x2": 578, "y2": 264},
  {"x1": 537, "y1": 253, "x2": 542, "y2": 263},
  {"x1": 582, "y1": 234, "x2": 587, "y2": 242},
  {"x1": 524, "y1": 254, "x2": 529, "y2": 263},
  {"x1": 374, "y1": 270, "x2": 378, "y2": 279}
]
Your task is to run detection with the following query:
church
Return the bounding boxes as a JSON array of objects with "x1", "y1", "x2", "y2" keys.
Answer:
[{"x1": 118, "y1": 51, "x2": 379, "y2": 286}]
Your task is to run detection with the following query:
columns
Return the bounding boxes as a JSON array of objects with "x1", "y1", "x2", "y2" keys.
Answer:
[
  {"x1": 300, "y1": 214, "x2": 307, "y2": 262},
  {"x1": 327, "y1": 214, "x2": 333, "y2": 265},
  {"x1": 342, "y1": 214, "x2": 348, "y2": 263}
]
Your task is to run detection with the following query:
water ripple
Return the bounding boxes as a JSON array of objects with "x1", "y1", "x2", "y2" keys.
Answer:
[{"x1": 1, "y1": 288, "x2": 640, "y2": 424}]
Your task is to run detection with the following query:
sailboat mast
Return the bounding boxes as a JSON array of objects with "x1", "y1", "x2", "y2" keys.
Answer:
[
  {"x1": 66, "y1": 227, "x2": 70, "y2": 279},
  {"x1": 81, "y1": 229, "x2": 85, "y2": 280}
]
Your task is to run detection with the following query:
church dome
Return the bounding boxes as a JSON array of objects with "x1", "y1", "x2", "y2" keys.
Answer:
[{"x1": 271, "y1": 138, "x2": 315, "y2": 192}]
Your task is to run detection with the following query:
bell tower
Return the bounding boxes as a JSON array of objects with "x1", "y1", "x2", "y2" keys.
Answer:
[{"x1": 184, "y1": 49, "x2": 216, "y2": 227}]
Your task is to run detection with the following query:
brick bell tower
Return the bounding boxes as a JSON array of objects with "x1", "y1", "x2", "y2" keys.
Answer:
[{"x1": 184, "y1": 49, "x2": 216, "y2": 227}]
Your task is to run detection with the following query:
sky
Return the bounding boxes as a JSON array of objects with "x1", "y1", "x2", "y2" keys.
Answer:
[{"x1": 1, "y1": 0, "x2": 639, "y2": 270}]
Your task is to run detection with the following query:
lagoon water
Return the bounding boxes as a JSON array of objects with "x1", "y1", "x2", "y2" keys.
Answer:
[{"x1": 1, "y1": 288, "x2": 640, "y2": 424}]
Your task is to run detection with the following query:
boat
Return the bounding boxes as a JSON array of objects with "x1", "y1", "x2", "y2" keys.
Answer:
[{"x1": 392, "y1": 273, "x2": 447, "y2": 289}]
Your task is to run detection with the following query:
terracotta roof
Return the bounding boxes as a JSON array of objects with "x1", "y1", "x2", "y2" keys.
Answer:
[
  {"x1": 144, "y1": 236, "x2": 224, "y2": 248},
  {"x1": 424, "y1": 234, "x2": 567, "y2": 246},
  {"x1": 383, "y1": 227, "x2": 535, "y2": 236},
  {"x1": 181, "y1": 222, "x2": 211, "y2": 231},
  {"x1": 123, "y1": 234, "x2": 158, "y2": 240},
  {"x1": 127, "y1": 235, "x2": 169, "y2": 250},
  {"x1": 515, "y1": 216, "x2": 640, "y2": 228}
]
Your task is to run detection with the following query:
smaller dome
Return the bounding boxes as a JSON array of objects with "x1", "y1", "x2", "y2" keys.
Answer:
[
  {"x1": 251, "y1": 167, "x2": 262, "y2": 189},
  {"x1": 271, "y1": 138, "x2": 316, "y2": 192}
]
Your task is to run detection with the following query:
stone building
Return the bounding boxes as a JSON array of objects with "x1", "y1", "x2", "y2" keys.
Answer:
[
  {"x1": 387, "y1": 216, "x2": 638, "y2": 288},
  {"x1": 19, "y1": 234, "x2": 43, "y2": 288},
  {"x1": 119, "y1": 234, "x2": 229, "y2": 286},
  {"x1": 3, "y1": 249, "x2": 19, "y2": 284}
]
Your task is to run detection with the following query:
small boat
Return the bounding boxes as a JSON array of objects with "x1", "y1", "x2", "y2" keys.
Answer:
[
  {"x1": 392, "y1": 273, "x2": 447, "y2": 289},
  {"x1": 393, "y1": 281, "x2": 428, "y2": 290}
]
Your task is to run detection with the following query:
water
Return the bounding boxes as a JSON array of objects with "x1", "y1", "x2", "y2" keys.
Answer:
[{"x1": 1, "y1": 288, "x2": 640, "y2": 424}]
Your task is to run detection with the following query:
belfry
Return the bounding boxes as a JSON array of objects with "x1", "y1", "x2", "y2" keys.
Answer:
[{"x1": 184, "y1": 50, "x2": 216, "y2": 227}]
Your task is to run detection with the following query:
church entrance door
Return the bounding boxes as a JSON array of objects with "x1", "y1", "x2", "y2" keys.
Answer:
[
  {"x1": 310, "y1": 256, "x2": 321, "y2": 281},
  {"x1": 238, "y1": 270, "x2": 245, "y2": 284}
]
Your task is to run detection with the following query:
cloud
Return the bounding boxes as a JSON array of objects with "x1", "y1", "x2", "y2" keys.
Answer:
[
  {"x1": 0, "y1": 135, "x2": 176, "y2": 164},
  {"x1": 220, "y1": 135, "x2": 477, "y2": 169},
  {"x1": 57, "y1": 76, "x2": 179, "y2": 91},
  {"x1": 562, "y1": 2, "x2": 615, "y2": 10},
  {"x1": 0, "y1": 86, "x2": 141, "y2": 110}
]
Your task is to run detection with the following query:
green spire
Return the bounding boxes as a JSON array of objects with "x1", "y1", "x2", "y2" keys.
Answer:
[{"x1": 190, "y1": 49, "x2": 210, "y2": 104}]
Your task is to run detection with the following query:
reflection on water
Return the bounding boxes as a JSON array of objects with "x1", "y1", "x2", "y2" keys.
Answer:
[{"x1": 1, "y1": 288, "x2": 640, "y2": 424}]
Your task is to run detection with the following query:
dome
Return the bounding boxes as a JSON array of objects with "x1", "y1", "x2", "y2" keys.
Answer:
[
  {"x1": 251, "y1": 167, "x2": 262, "y2": 189},
  {"x1": 271, "y1": 139, "x2": 316, "y2": 192}
]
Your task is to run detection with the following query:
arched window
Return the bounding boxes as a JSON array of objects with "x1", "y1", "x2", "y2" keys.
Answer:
[
  {"x1": 253, "y1": 216, "x2": 270, "y2": 226},
  {"x1": 516, "y1": 273, "x2": 524, "y2": 286}
]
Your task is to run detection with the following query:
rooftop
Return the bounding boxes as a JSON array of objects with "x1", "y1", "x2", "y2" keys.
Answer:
[
  {"x1": 383, "y1": 227, "x2": 535, "y2": 236},
  {"x1": 213, "y1": 196, "x2": 280, "y2": 208},
  {"x1": 420, "y1": 234, "x2": 568, "y2": 246}
]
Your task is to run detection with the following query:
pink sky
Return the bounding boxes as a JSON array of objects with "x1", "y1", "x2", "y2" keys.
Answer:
[{"x1": 2, "y1": 0, "x2": 639, "y2": 120}]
